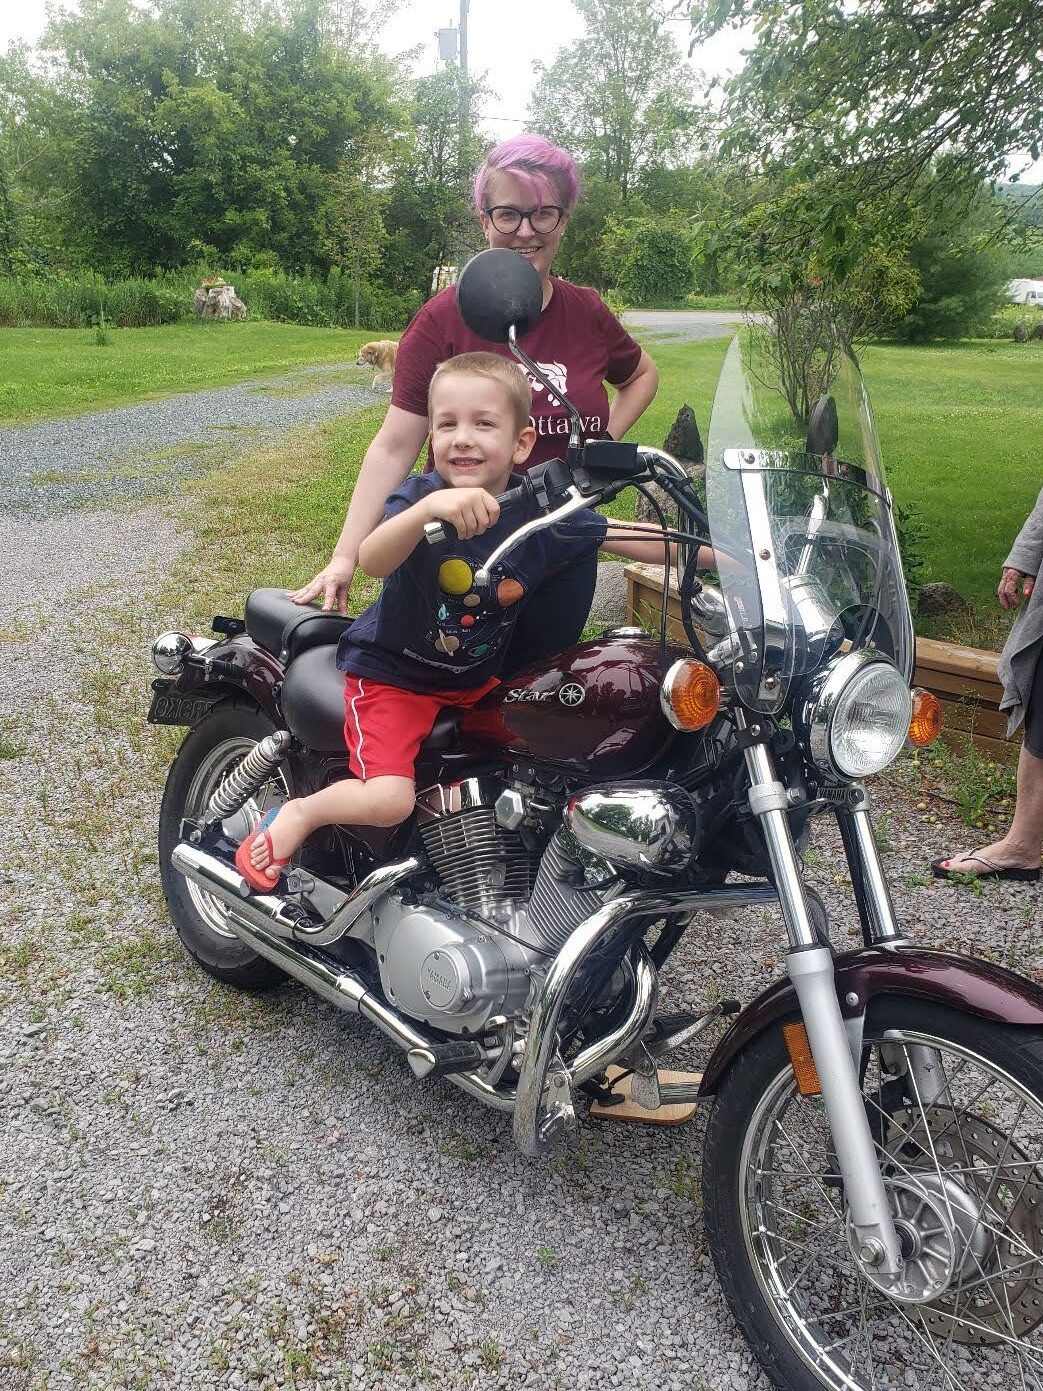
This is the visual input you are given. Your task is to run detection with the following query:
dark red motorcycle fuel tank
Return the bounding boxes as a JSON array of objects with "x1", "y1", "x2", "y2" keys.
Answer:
[{"x1": 457, "y1": 634, "x2": 680, "y2": 775}]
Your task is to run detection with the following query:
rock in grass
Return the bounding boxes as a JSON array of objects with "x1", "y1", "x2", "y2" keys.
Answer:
[{"x1": 917, "y1": 582, "x2": 972, "y2": 617}]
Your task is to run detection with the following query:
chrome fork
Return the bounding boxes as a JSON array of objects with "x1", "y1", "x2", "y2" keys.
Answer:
[{"x1": 744, "y1": 741, "x2": 906, "y2": 1281}]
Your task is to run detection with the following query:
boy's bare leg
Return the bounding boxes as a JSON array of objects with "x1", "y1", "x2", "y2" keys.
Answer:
[{"x1": 247, "y1": 776, "x2": 416, "y2": 881}]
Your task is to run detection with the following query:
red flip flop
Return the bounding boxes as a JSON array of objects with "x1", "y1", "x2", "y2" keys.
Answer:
[{"x1": 235, "y1": 807, "x2": 291, "y2": 893}]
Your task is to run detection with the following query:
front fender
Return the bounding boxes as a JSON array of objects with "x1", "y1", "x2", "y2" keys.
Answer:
[{"x1": 699, "y1": 946, "x2": 1043, "y2": 1096}]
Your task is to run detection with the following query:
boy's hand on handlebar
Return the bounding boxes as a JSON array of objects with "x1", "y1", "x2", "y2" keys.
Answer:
[
  {"x1": 291, "y1": 556, "x2": 356, "y2": 614},
  {"x1": 425, "y1": 487, "x2": 501, "y2": 540}
]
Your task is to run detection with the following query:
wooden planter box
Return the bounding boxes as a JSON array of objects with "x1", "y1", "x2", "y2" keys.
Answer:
[{"x1": 625, "y1": 564, "x2": 1019, "y2": 764}]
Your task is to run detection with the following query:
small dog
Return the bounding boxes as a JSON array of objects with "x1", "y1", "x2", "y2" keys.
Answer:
[{"x1": 357, "y1": 340, "x2": 398, "y2": 391}]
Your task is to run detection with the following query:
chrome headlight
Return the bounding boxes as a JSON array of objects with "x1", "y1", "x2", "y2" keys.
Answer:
[{"x1": 800, "y1": 650, "x2": 912, "y2": 779}]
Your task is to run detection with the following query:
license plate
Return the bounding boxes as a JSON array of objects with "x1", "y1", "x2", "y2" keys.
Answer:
[{"x1": 147, "y1": 689, "x2": 217, "y2": 727}]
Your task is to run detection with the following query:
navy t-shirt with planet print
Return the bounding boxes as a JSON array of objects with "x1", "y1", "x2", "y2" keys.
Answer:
[{"x1": 336, "y1": 473, "x2": 607, "y2": 693}]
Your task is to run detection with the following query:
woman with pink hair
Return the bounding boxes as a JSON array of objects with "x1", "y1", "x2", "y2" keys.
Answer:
[{"x1": 294, "y1": 133, "x2": 659, "y2": 669}]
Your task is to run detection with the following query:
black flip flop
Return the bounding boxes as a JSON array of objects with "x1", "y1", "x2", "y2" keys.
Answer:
[{"x1": 931, "y1": 854, "x2": 1041, "y2": 882}]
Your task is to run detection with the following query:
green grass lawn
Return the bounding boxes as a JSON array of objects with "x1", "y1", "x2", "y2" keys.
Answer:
[
  {"x1": 0, "y1": 320, "x2": 380, "y2": 425},
  {"x1": 861, "y1": 340, "x2": 1043, "y2": 615},
  {"x1": 630, "y1": 332, "x2": 1043, "y2": 632}
]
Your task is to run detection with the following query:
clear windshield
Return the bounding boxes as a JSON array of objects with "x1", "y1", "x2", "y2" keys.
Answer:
[{"x1": 705, "y1": 332, "x2": 914, "y2": 713}]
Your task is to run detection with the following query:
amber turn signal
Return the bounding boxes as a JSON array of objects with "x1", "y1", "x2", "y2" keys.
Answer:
[
  {"x1": 660, "y1": 658, "x2": 721, "y2": 731},
  {"x1": 782, "y1": 1021, "x2": 822, "y2": 1097},
  {"x1": 907, "y1": 688, "x2": 943, "y2": 747}
]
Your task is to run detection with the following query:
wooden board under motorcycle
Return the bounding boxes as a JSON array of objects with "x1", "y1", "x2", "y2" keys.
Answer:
[{"x1": 147, "y1": 249, "x2": 1043, "y2": 1391}]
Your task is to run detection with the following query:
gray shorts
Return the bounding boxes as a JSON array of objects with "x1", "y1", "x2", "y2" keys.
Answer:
[{"x1": 1024, "y1": 651, "x2": 1043, "y2": 759}]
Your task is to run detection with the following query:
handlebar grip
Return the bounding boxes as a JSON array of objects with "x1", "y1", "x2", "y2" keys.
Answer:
[{"x1": 423, "y1": 483, "x2": 530, "y2": 546}]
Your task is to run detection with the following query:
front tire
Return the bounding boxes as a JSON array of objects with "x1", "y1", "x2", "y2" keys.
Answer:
[
  {"x1": 158, "y1": 701, "x2": 290, "y2": 989},
  {"x1": 703, "y1": 998, "x2": 1043, "y2": 1391}
]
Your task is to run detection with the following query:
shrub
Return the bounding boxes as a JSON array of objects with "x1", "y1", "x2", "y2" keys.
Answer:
[
  {"x1": 978, "y1": 303, "x2": 1043, "y2": 340},
  {"x1": 601, "y1": 217, "x2": 696, "y2": 305},
  {"x1": 0, "y1": 269, "x2": 419, "y2": 331}
]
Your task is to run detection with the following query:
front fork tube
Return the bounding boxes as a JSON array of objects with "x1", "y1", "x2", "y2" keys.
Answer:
[
  {"x1": 838, "y1": 793, "x2": 905, "y2": 946},
  {"x1": 841, "y1": 793, "x2": 950, "y2": 1105},
  {"x1": 744, "y1": 744, "x2": 905, "y2": 1279}
]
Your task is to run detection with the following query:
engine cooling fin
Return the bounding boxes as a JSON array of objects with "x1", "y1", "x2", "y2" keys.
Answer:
[
  {"x1": 526, "y1": 828, "x2": 616, "y2": 954},
  {"x1": 418, "y1": 807, "x2": 536, "y2": 918}
]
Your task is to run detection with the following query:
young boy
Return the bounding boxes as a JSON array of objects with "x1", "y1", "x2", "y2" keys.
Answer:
[{"x1": 237, "y1": 351, "x2": 704, "y2": 891}]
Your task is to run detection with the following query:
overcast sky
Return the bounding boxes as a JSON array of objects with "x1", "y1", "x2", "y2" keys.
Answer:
[
  {"x1": 0, "y1": 0, "x2": 1038, "y2": 180},
  {"x1": 0, "y1": 0, "x2": 742, "y2": 134}
]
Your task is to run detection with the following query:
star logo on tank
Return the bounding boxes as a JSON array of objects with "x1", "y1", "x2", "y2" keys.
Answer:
[{"x1": 558, "y1": 682, "x2": 585, "y2": 707}]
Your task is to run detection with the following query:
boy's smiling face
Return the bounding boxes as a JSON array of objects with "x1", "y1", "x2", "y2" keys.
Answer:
[{"x1": 430, "y1": 372, "x2": 535, "y2": 495}]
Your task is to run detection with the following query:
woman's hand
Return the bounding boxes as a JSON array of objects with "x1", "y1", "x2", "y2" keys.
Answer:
[
  {"x1": 998, "y1": 567, "x2": 1035, "y2": 610},
  {"x1": 291, "y1": 556, "x2": 356, "y2": 615},
  {"x1": 425, "y1": 488, "x2": 501, "y2": 540}
]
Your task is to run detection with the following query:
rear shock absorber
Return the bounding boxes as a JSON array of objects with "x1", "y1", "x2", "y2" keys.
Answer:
[{"x1": 205, "y1": 731, "x2": 292, "y2": 825}]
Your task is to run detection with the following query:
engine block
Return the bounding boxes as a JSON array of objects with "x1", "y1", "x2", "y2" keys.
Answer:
[{"x1": 415, "y1": 780, "x2": 537, "y2": 919}]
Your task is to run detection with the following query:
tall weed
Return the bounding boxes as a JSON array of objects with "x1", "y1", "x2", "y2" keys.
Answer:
[{"x1": 0, "y1": 270, "x2": 418, "y2": 330}]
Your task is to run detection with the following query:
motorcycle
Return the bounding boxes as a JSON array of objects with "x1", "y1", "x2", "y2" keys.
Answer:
[{"x1": 149, "y1": 248, "x2": 1043, "y2": 1391}]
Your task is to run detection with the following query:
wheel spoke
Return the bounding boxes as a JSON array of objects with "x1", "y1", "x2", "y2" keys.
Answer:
[
  {"x1": 732, "y1": 1025, "x2": 1043, "y2": 1391},
  {"x1": 769, "y1": 1114, "x2": 846, "y2": 1223}
]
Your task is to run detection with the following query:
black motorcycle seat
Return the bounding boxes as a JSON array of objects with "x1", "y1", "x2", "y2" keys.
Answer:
[
  {"x1": 280, "y1": 644, "x2": 461, "y2": 755},
  {"x1": 245, "y1": 588, "x2": 352, "y2": 664}
]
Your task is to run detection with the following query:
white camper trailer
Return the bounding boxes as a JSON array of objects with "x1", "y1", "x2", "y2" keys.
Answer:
[{"x1": 1007, "y1": 278, "x2": 1043, "y2": 306}]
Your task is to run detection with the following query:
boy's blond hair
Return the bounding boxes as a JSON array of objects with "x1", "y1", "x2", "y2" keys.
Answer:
[{"x1": 428, "y1": 352, "x2": 532, "y2": 433}]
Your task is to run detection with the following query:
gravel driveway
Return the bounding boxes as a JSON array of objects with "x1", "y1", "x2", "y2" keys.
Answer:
[
  {"x1": 623, "y1": 310, "x2": 750, "y2": 343},
  {"x1": 2, "y1": 370, "x2": 1042, "y2": 1390}
]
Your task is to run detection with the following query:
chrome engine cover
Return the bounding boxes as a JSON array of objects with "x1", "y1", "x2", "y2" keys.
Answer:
[
  {"x1": 565, "y1": 782, "x2": 701, "y2": 873},
  {"x1": 371, "y1": 897, "x2": 539, "y2": 1036}
]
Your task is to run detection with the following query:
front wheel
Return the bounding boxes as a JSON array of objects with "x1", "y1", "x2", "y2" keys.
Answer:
[
  {"x1": 703, "y1": 998, "x2": 1043, "y2": 1391},
  {"x1": 158, "y1": 701, "x2": 290, "y2": 989}
]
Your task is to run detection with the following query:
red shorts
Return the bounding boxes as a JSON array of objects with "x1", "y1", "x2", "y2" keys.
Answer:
[{"x1": 342, "y1": 675, "x2": 498, "y2": 781}]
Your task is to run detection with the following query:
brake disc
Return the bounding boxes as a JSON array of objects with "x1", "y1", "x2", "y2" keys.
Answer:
[{"x1": 885, "y1": 1105, "x2": 1043, "y2": 1343}]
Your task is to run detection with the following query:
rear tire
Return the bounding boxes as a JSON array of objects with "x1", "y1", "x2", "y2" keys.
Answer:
[
  {"x1": 158, "y1": 702, "x2": 290, "y2": 989},
  {"x1": 703, "y1": 998, "x2": 1043, "y2": 1391}
]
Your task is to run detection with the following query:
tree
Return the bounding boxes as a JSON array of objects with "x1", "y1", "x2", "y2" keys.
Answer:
[
  {"x1": 601, "y1": 216, "x2": 696, "y2": 303},
  {"x1": 553, "y1": 175, "x2": 633, "y2": 290},
  {"x1": 895, "y1": 183, "x2": 1010, "y2": 341},
  {"x1": 528, "y1": 0, "x2": 706, "y2": 202},
  {"x1": 327, "y1": 136, "x2": 387, "y2": 326},
  {"x1": 691, "y1": 0, "x2": 1043, "y2": 209},
  {"x1": 19, "y1": 0, "x2": 405, "y2": 275},
  {"x1": 718, "y1": 175, "x2": 919, "y2": 424},
  {"x1": 380, "y1": 68, "x2": 487, "y2": 299}
]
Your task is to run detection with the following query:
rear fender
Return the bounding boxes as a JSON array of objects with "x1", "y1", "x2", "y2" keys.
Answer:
[
  {"x1": 148, "y1": 635, "x2": 285, "y2": 728},
  {"x1": 699, "y1": 946, "x2": 1043, "y2": 1096}
]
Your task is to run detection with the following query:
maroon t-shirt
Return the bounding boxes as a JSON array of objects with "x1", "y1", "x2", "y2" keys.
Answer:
[{"x1": 391, "y1": 277, "x2": 643, "y2": 474}]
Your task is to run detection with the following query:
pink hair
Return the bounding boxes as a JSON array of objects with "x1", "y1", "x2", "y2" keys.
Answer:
[{"x1": 473, "y1": 134, "x2": 582, "y2": 213}]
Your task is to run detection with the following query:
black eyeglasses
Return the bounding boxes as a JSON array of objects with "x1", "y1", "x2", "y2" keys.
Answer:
[{"x1": 484, "y1": 204, "x2": 566, "y2": 235}]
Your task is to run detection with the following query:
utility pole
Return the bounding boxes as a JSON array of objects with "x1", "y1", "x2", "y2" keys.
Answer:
[{"x1": 457, "y1": 0, "x2": 470, "y2": 186}]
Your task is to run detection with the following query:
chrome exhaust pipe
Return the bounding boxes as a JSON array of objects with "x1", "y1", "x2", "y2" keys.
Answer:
[
  {"x1": 169, "y1": 843, "x2": 513, "y2": 1111},
  {"x1": 224, "y1": 915, "x2": 515, "y2": 1112},
  {"x1": 169, "y1": 843, "x2": 423, "y2": 946}
]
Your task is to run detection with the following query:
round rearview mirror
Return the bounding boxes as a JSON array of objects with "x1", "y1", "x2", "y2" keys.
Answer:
[
  {"x1": 455, "y1": 249, "x2": 543, "y2": 343},
  {"x1": 806, "y1": 395, "x2": 839, "y2": 457}
]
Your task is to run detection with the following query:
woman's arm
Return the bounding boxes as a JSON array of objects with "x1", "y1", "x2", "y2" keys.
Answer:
[
  {"x1": 605, "y1": 350, "x2": 658, "y2": 441},
  {"x1": 601, "y1": 519, "x2": 713, "y2": 569},
  {"x1": 291, "y1": 405, "x2": 430, "y2": 612}
]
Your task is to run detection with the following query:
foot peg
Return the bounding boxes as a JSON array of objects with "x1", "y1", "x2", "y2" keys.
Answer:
[
  {"x1": 646, "y1": 1000, "x2": 740, "y2": 1058},
  {"x1": 407, "y1": 1041, "x2": 485, "y2": 1080}
]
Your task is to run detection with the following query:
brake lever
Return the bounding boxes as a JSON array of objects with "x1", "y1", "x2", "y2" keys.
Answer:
[{"x1": 473, "y1": 486, "x2": 591, "y2": 586}]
